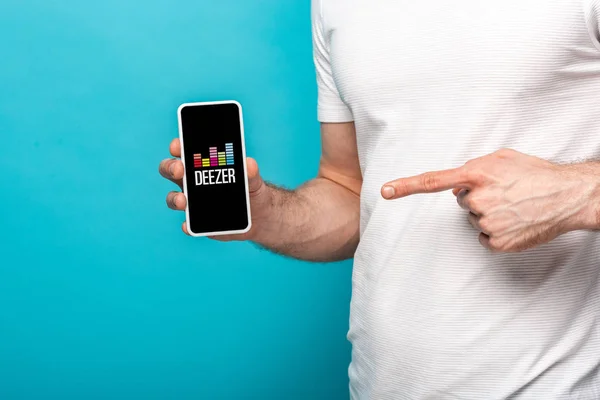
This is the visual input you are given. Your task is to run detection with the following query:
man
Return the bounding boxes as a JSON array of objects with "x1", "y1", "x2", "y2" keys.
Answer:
[{"x1": 160, "y1": 0, "x2": 600, "y2": 398}]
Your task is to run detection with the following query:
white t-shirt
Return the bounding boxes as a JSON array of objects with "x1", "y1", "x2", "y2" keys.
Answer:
[{"x1": 312, "y1": 0, "x2": 600, "y2": 398}]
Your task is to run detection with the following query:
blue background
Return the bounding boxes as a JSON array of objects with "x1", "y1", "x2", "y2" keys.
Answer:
[{"x1": 0, "y1": 1, "x2": 352, "y2": 399}]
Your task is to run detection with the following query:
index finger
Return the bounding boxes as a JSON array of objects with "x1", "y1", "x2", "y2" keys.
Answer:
[{"x1": 382, "y1": 167, "x2": 473, "y2": 199}]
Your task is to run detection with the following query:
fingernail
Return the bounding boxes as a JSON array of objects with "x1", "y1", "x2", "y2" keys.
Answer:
[{"x1": 382, "y1": 186, "x2": 395, "y2": 199}]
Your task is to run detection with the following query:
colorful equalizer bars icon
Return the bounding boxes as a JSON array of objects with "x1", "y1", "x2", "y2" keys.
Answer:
[{"x1": 193, "y1": 143, "x2": 234, "y2": 168}]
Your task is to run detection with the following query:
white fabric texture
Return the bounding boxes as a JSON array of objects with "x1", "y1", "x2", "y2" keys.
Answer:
[{"x1": 312, "y1": 0, "x2": 600, "y2": 398}]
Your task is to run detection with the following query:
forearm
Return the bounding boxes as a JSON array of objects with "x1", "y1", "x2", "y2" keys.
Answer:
[{"x1": 250, "y1": 177, "x2": 360, "y2": 262}]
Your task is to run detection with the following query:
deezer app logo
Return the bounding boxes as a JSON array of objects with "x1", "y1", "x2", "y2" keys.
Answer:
[{"x1": 192, "y1": 143, "x2": 236, "y2": 186}]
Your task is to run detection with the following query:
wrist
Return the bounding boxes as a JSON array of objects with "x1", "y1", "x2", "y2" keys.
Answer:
[
  {"x1": 244, "y1": 181, "x2": 278, "y2": 243},
  {"x1": 582, "y1": 181, "x2": 600, "y2": 230},
  {"x1": 562, "y1": 164, "x2": 600, "y2": 231}
]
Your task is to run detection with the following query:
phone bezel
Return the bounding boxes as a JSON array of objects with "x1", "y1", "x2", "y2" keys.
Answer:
[{"x1": 177, "y1": 100, "x2": 252, "y2": 237}]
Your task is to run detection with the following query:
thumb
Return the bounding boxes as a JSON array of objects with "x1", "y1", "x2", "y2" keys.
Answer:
[{"x1": 246, "y1": 157, "x2": 264, "y2": 194}]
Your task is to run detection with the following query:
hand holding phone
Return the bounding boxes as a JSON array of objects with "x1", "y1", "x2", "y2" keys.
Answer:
[{"x1": 177, "y1": 101, "x2": 252, "y2": 237}]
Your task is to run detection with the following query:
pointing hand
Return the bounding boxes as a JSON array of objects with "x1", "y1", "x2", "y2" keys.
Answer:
[{"x1": 381, "y1": 149, "x2": 598, "y2": 252}]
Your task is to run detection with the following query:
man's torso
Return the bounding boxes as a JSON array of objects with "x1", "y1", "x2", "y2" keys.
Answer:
[{"x1": 320, "y1": 0, "x2": 600, "y2": 398}]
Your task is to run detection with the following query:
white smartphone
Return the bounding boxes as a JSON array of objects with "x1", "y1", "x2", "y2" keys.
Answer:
[{"x1": 177, "y1": 100, "x2": 252, "y2": 237}]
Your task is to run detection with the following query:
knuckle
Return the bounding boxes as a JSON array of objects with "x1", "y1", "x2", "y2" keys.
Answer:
[
  {"x1": 172, "y1": 160, "x2": 183, "y2": 175},
  {"x1": 478, "y1": 217, "x2": 491, "y2": 232},
  {"x1": 467, "y1": 194, "x2": 486, "y2": 212},
  {"x1": 159, "y1": 160, "x2": 168, "y2": 173},
  {"x1": 161, "y1": 159, "x2": 175, "y2": 176},
  {"x1": 496, "y1": 148, "x2": 516, "y2": 158},
  {"x1": 488, "y1": 237, "x2": 507, "y2": 252},
  {"x1": 420, "y1": 173, "x2": 439, "y2": 192},
  {"x1": 465, "y1": 168, "x2": 483, "y2": 185},
  {"x1": 487, "y1": 238, "x2": 500, "y2": 251},
  {"x1": 467, "y1": 196, "x2": 479, "y2": 210},
  {"x1": 464, "y1": 157, "x2": 484, "y2": 168},
  {"x1": 166, "y1": 192, "x2": 178, "y2": 208}
]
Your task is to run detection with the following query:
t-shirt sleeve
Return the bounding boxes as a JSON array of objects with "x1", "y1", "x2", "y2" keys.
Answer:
[
  {"x1": 311, "y1": 0, "x2": 354, "y2": 123},
  {"x1": 584, "y1": 0, "x2": 600, "y2": 51}
]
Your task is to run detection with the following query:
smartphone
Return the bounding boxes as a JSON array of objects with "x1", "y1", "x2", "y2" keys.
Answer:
[{"x1": 177, "y1": 100, "x2": 251, "y2": 237}]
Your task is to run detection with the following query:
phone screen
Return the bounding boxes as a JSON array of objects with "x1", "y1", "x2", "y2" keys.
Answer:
[{"x1": 178, "y1": 102, "x2": 251, "y2": 236}]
